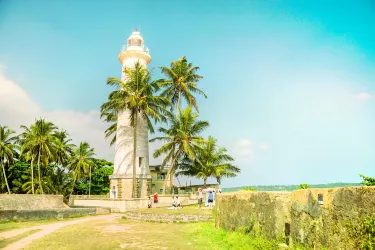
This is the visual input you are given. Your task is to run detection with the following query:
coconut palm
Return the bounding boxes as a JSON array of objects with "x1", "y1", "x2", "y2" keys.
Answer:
[
  {"x1": 101, "y1": 61, "x2": 170, "y2": 197},
  {"x1": 176, "y1": 136, "x2": 240, "y2": 188},
  {"x1": 54, "y1": 130, "x2": 75, "y2": 169},
  {"x1": 19, "y1": 119, "x2": 57, "y2": 194},
  {"x1": 102, "y1": 110, "x2": 117, "y2": 146},
  {"x1": 151, "y1": 106, "x2": 209, "y2": 194},
  {"x1": 159, "y1": 56, "x2": 206, "y2": 117},
  {"x1": 0, "y1": 126, "x2": 18, "y2": 194},
  {"x1": 69, "y1": 142, "x2": 96, "y2": 196}
]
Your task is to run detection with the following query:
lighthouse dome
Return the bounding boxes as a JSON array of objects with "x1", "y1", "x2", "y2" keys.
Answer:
[{"x1": 127, "y1": 30, "x2": 144, "y2": 48}]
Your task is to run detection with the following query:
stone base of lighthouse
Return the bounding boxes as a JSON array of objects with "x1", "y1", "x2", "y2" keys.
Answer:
[{"x1": 109, "y1": 175, "x2": 152, "y2": 199}]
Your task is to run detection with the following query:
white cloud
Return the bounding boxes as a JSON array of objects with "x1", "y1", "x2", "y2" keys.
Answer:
[
  {"x1": 260, "y1": 143, "x2": 268, "y2": 150},
  {"x1": 353, "y1": 93, "x2": 372, "y2": 101},
  {"x1": 232, "y1": 138, "x2": 254, "y2": 159},
  {"x1": 0, "y1": 70, "x2": 114, "y2": 161}
]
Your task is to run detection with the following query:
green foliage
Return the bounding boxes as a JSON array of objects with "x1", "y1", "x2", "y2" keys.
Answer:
[
  {"x1": 299, "y1": 183, "x2": 310, "y2": 189},
  {"x1": 346, "y1": 216, "x2": 375, "y2": 250},
  {"x1": 242, "y1": 186, "x2": 256, "y2": 191},
  {"x1": 176, "y1": 136, "x2": 240, "y2": 187},
  {"x1": 360, "y1": 174, "x2": 375, "y2": 186},
  {"x1": 0, "y1": 120, "x2": 113, "y2": 196},
  {"x1": 151, "y1": 106, "x2": 209, "y2": 194}
]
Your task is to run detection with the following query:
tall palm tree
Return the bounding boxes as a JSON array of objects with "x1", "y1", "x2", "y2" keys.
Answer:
[
  {"x1": 151, "y1": 106, "x2": 209, "y2": 194},
  {"x1": 19, "y1": 119, "x2": 57, "y2": 194},
  {"x1": 101, "y1": 61, "x2": 170, "y2": 197},
  {"x1": 159, "y1": 56, "x2": 206, "y2": 117},
  {"x1": 0, "y1": 126, "x2": 18, "y2": 194},
  {"x1": 54, "y1": 130, "x2": 75, "y2": 169},
  {"x1": 176, "y1": 136, "x2": 240, "y2": 188},
  {"x1": 102, "y1": 110, "x2": 117, "y2": 147},
  {"x1": 69, "y1": 142, "x2": 96, "y2": 196}
]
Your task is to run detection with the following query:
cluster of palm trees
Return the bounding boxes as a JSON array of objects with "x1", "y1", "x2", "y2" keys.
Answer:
[
  {"x1": 101, "y1": 56, "x2": 240, "y2": 195},
  {"x1": 0, "y1": 121, "x2": 108, "y2": 196}
]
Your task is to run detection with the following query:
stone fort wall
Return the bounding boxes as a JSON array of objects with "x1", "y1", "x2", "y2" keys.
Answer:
[{"x1": 215, "y1": 186, "x2": 375, "y2": 249}]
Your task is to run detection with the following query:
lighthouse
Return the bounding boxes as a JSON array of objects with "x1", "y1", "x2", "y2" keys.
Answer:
[{"x1": 109, "y1": 30, "x2": 152, "y2": 199}]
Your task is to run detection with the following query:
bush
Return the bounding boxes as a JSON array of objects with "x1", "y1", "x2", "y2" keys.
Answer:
[
  {"x1": 242, "y1": 186, "x2": 256, "y2": 191},
  {"x1": 299, "y1": 184, "x2": 310, "y2": 189},
  {"x1": 360, "y1": 174, "x2": 375, "y2": 186},
  {"x1": 346, "y1": 216, "x2": 375, "y2": 250}
]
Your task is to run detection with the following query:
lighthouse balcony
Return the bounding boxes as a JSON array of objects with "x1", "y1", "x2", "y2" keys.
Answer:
[{"x1": 121, "y1": 45, "x2": 150, "y2": 54}]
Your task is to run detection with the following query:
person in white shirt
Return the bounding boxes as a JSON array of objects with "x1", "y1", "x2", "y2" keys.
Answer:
[
  {"x1": 176, "y1": 196, "x2": 182, "y2": 208},
  {"x1": 197, "y1": 188, "x2": 203, "y2": 210},
  {"x1": 172, "y1": 196, "x2": 177, "y2": 208}
]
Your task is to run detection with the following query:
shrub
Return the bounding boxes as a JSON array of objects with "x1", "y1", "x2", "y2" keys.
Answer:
[
  {"x1": 360, "y1": 174, "x2": 375, "y2": 186},
  {"x1": 299, "y1": 184, "x2": 310, "y2": 189},
  {"x1": 242, "y1": 186, "x2": 256, "y2": 191},
  {"x1": 346, "y1": 216, "x2": 375, "y2": 250}
]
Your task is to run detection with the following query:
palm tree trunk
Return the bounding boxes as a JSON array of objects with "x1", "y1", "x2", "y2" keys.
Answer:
[
  {"x1": 132, "y1": 112, "x2": 137, "y2": 198},
  {"x1": 70, "y1": 174, "x2": 76, "y2": 196},
  {"x1": 176, "y1": 90, "x2": 181, "y2": 118},
  {"x1": 204, "y1": 178, "x2": 207, "y2": 188},
  {"x1": 31, "y1": 157, "x2": 34, "y2": 194},
  {"x1": 1, "y1": 159, "x2": 11, "y2": 194},
  {"x1": 163, "y1": 152, "x2": 175, "y2": 195},
  {"x1": 89, "y1": 165, "x2": 91, "y2": 197},
  {"x1": 37, "y1": 147, "x2": 43, "y2": 194}
]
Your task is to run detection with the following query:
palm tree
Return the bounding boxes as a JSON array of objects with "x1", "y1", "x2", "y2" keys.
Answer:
[
  {"x1": 102, "y1": 110, "x2": 117, "y2": 147},
  {"x1": 69, "y1": 142, "x2": 96, "y2": 196},
  {"x1": 0, "y1": 126, "x2": 18, "y2": 194},
  {"x1": 159, "y1": 56, "x2": 206, "y2": 117},
  {"x1": 151, "y1": 106, "x2": 209, "y2": 194},
  {"x1": 54, "y1": 130, "x2": 75, "y2": 169},
  {"x1": 19, "y1": 119, "x2": 57, "y2": 194},
  {"x1": 101, "y1": 61, "x2": 170, "y2": 197},
  {"x1": 176, "y1": 136, "x2": 240, "y2": 188}
]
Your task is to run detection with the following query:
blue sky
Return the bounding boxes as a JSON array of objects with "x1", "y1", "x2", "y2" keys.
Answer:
[{"x1": 0, "y1": 0, "x2": 374, "y2": 187}]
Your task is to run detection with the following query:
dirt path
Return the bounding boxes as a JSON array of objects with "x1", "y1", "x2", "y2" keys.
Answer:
[{"x1": 0, "y1": 214, "x2": 121, "y2": 250}]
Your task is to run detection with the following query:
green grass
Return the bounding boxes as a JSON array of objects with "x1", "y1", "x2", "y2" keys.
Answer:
[
  {"x1": 0, "y1": 216, "x2": 88, "y2": 232},
  {"x1": 22, "y1": 217, "x2": 279, "y2": 250},
  {"x1": 136, "y1": 204, "x2": 212, "y2": 215},
  {"x1": 0, "y1": 229, "x2": 41, "y2": 248}
]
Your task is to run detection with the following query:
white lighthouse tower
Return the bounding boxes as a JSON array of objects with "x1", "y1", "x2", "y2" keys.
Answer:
[{"x1": 109, "y1": 30, "x2": 152, "y2": 199}]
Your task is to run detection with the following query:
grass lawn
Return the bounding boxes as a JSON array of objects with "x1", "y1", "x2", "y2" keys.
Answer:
[
  {"x1": 0, "y1": 219, "x2": 67, "y2": 232},
  {"x1": 136, "y1": 204, "x2": 212, "y2": 215},
  {"x1": 23, "y1": 216, "x2": 279, "y2": 250}
]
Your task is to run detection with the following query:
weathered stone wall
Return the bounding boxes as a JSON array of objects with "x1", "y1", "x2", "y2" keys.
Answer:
[
  {"x1": 215, "y1": 187, "x2": 375, "y2": 249},
  {"x1": 0, "y1": 194, "x2": 69, "y2": 210},
  {"x1": 215, "y1": 191, "x2": 292, "y2": 239},
  {"x1": 0, "y1": 207, "x2": 110, "y2": 222},
  {"x1": 124, "y1": 211, "x2": 213, "y2": 223},
  {"x1": 290, "y1": 186, "x2": 375, "y2": 249}
]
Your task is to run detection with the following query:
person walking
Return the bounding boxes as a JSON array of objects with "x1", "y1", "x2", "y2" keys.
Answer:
[
  {"x1": 153, "y1": 193, "x2": 158, "y2": 203},
  {"x1": 197, "y1": 188, "x2": 203, "y2": 210}
]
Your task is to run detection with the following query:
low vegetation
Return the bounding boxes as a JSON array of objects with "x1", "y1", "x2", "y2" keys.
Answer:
[
  {"x1": 346, "y1": 216, "x2": 375, "y2": 250},
  {"x1": 360, "y1": 174, "x2": 375, "y2": 186},
  {"x1": 299, "y1": 183, "x2": 310, "y2": 189},
  {"x1": 242, "y1": 186, "x2": 256, "y2": 191}
]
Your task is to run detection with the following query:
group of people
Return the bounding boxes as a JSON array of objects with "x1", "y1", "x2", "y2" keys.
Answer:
[
  {"x1": 147, "y1": 188, "x2": 222, "y2": 209},
  {"x1": 197, "y1": 187, "x2": 221, "y2": 210}
]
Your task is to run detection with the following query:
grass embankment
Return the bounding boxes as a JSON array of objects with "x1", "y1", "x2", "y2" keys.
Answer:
[{"x1": 22, "y1": 216, "x2": 278, "y2": 250}]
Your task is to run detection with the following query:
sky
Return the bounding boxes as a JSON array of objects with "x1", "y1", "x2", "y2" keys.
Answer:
[{"x1": 0, "y1": 0, "x2": 374, "y2": 187}]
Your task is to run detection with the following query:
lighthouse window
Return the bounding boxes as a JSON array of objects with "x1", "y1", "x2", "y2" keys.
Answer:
[
  {"x1": 128, "y1": 38, "x2": 142, "y2": 46},
  {"x1": 139, "y1": 157, "x2": 145, "y2": 168}
]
